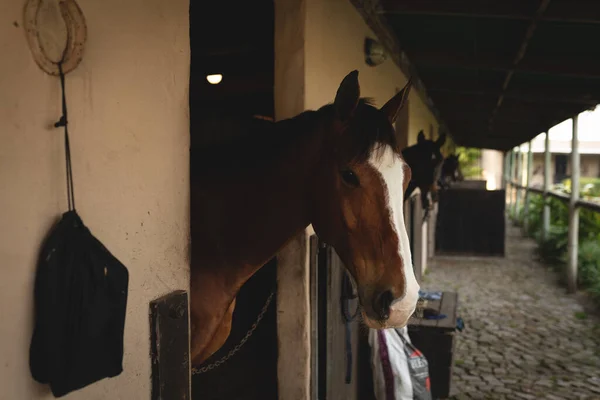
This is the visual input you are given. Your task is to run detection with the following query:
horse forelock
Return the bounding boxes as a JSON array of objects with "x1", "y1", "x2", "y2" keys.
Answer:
[{"x1": 320, "y1": 99, "x2": 401, "y2": 164}]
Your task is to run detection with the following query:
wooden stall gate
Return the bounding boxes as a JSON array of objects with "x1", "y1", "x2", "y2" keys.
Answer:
[
  {"x1": 435, "y1": 188, "x2": 506, "y2": 257},
  {"x1": 309, "y1": 236, "x2": 361, "y2": 400}
]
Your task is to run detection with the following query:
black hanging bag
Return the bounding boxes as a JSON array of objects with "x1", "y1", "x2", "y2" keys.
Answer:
[{"x1": 29, "y1": 63, "x2": 129, "y2": 398}]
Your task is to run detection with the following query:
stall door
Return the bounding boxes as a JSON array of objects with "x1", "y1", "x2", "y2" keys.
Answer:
[{"x1": 309, "y1": 236, "x2": 360, "y2": 400}]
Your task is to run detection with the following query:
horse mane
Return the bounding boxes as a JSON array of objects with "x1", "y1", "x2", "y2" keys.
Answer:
[
  {"x1": 319, "y1": 97, "x2": 400, "y2": 163},
  {"x1": 190, "y1": 98, "x2": 397, "y2": 177}
]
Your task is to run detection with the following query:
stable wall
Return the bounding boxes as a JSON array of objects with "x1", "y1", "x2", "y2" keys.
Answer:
[
  {"x1": 303, "y1": 0, "x2": 439, "y2": 146},
  {"x1": 0, "y1": 0, "x2": 190, "y2": 398},
  {"x1": 275, "y1": 0, "x2": 441, "y2": 397},
  {"x1": 531, "y1": 154, "x2": 600, "y2": 187},
  {"x1": 481, "y1": 149, "x2": 504, "y2": 190}
]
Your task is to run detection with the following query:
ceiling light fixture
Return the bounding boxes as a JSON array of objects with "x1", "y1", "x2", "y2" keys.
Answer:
[{"x1": 206, "y1": 74, "x2": 223, "y2": 84}]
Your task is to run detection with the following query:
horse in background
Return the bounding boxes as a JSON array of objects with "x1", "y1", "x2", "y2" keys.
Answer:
[
  {"x1": 190, "y1": 72, "x2": 420, "y2": 367},
  {"x1": 401, "y1": 130, "x2": 446, "y2": 221},
  {"x1": 438, "y1": 154, "x2": 463, "y2": 190}
]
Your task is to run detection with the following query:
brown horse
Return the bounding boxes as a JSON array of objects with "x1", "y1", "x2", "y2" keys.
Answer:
[
  {"x1": 439, "y1": 153, "x2": 463, "y2": 189},
  {"x1": 401, "y1": 130, "x2": 446, "y2": 221},
  {"x1": 190, "y1": 71, "x2": 419, "y2": 366}
]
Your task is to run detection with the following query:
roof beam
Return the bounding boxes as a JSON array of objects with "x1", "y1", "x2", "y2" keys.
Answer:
[
  {"x1": 427, "y1": 87, "x2": 599, "y2": 105},
  {"x1": 380, "y1": 0, "x2": 533, "y2": 20},
  {"x1": 432, "y1": 93, "x2": 587, "y2": 113},
  {"x1": 489, "y1": 0, "x2": 549, "y2": 130},
  {"x1": 411, "y1": 51, "x2": 600, "y2": 79},
  {"x1": 380, "y1": 0, "x2": 600, "y2": 24}
]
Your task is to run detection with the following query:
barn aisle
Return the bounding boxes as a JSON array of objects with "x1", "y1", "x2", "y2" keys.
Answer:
[{"x1": 423, "y1": 223, "x2": 600, "y2": 400}]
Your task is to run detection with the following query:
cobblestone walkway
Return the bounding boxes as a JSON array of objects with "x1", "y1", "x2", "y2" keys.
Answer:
[{"x1": 422, "y1": 223, "x2": 600, "y2": 400}]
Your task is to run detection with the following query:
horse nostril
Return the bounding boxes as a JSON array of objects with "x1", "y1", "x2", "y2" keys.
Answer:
[{"x1": 374, "y1": 290, "x2": 394, "y2": 320}]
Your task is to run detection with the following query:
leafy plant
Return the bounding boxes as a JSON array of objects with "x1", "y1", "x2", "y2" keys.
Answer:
[
  {"x1": 578, "y1": 240, "x2": 600, "y2": 292},
  {"x1": 519, "y1": 187, "x2": 600, "y2": 307},
  {"x1": 562, "y1": 177, "x2": 600, "y2": 199},
  {"x1": 456, "y1": 146, "x2": 482, "y2": 179}
]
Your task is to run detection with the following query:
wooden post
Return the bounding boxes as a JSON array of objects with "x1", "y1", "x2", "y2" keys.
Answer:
[
  {"x1": 150, "y1": 290, "x2": 190, "y2": 400},
  {"x1": 523, "y1": 141, "x2": 533, "y2": 232},
  {"x1": 542, "y1": 131, "x2": 551, "y2": 241},
  {"x1": 567, "y1": 115, "x2": 580, "y2": 293},
  {"x1": 514, "y1": 147, "x2": 522, "y2": 221}
]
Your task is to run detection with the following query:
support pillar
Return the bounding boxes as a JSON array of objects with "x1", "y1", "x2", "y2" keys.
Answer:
[
  {"x1": 523, "y1": 141, "x2": 533, "y2": 232},
  {"x1": 514, "y1": 147, "x2": 522, "y2": 221},
  {"x1": 504, "y1": 152, "x2": 510, "y2": 208},
  {"x1": 567, "y1": 115, "x2": 580, "y2": 293},
  {"x1": 542, "y1": 132, "x2": 551, "y2": 241},
  {"x1": 510, "y1": 150, "x2": 517, "y2": 218}
]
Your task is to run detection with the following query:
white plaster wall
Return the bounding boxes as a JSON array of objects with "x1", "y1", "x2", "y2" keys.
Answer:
[
  {"x1": 303, "y1": 0, "x2": 439, "y2": 146},
  {"x1": 481, "y1": 149, "x2": 504, "y2": 190},
  {"x1": 0, "y1": 0, "x2": 190, "y2": 398},
  {"x1": 530, "y1": 154, "x2": 600, "y2": 187}
]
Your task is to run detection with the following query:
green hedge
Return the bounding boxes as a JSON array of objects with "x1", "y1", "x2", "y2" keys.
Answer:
[{"x1": 517, "y1": 191, "x2": 600, "y2": 305}]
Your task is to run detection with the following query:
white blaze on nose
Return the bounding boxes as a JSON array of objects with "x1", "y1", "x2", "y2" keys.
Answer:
[{"x1": 368, "y1": 145, "x2": 420, "y2": 326}]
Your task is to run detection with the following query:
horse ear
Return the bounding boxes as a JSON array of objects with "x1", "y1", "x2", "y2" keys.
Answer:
[
  {"x1": 417, "y1": 130, "x2": 426, "y2": 143},
  {"x1": 334, "y1": 70, "x2": 360, "y2": 121},
  {"x1": 381, "y1": 78, "x2": 412, "y2": 123},
  {"x1": 436, "y1": 133, "x2": 447, "y2": 147}
]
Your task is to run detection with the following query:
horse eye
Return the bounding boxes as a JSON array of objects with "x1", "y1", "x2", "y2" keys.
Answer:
[{"x1": 341, "y1": 168, "x2": 360, "y2": 187}]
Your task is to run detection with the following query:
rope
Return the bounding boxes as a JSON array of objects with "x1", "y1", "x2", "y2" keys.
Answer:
[{"x1": 54, "y1": 62, "x2": 76, "y2": 211}]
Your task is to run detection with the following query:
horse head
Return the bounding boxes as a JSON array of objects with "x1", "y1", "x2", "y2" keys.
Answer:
[
  {"x1": 401, "y1": 130, "x2": 446, "y2": 221},
  {"x1": 309, "y1": 71, "x2": 419, "y2": 329},
  {"x1": 439, "y1": 154, "x2": 463, "y2": 188}
]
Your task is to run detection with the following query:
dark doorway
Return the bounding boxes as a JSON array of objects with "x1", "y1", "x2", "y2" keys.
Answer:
[
  {"x1": 435, "y1": 188, "x2": 506, "y2": 257},
  {"x1": 555, "y1": 154, "x2": 568, "y2": 184},
  {"x1": 189, "y1": 2, "x2": 274, "y2": 129},
  {"x1": 189, "y1": 1, "x2": 277, "y2": 399},
  {"x1": 191, "y1": 259, "x2": 278, "y2": 400}
]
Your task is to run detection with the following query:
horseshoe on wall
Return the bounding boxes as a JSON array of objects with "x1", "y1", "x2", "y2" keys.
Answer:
[{"x1": 23, "y1": 0, "x2": 87, "y2": 76}]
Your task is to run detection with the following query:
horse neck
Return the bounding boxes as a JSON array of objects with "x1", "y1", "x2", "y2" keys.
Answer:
[{"x1": 191, "y1": 111, "x2": 327, "y2": 286}]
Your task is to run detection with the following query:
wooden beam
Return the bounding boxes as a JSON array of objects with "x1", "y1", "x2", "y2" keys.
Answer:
[
  {"x1": 380, "y1": 0, "x2": 534, "y2": 20},
  {"x1": 496, "y1": 0, "x2": 570, "y2": 130},
  {"x1": 411, "y1": 51, "x2": 600, "y2": 79},
  {"x1": 150, "y1": 290, "x2": 190, "y2": 400},
  {"x1": 428, "y1": 87, "x2": 599, "y2": 105},
  {"x1": 380, "y1": 0, "x2": 600, "y2": 24},
  {"x1": 432, "y1": 92, "x2": 587, "y2": 116}
]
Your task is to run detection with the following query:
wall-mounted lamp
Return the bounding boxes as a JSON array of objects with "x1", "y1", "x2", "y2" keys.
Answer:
[
  {"x1": 364, "y1": 38, "x2": 387, "y2": 67},
  {"x1": 206, "y1": 74, "x2": 223, "y2": 84}
]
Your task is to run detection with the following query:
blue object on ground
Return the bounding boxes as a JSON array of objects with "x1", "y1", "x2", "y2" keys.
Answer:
[
  {"x1": 419, "y1": 290, "x2": 442, "y2": 301},
  {"x1": 424, "y1": 314, "x2": 447, "y2": 320},
  {"x1": 456, "y1": 317, "x2": 465, "y2": 332}
]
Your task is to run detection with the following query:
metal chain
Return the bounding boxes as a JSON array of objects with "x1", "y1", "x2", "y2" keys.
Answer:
[{"x1": 192, "y1": 290, "x2": 275, "y2": 375}]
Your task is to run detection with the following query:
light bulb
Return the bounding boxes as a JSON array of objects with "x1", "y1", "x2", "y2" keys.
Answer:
[{"x1": 206, "y1": 74, "x2": 223, "y2": 84}]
